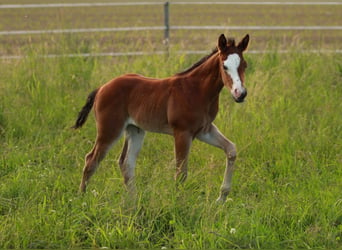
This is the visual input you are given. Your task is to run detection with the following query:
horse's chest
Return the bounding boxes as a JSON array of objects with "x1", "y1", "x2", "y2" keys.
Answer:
[
  {"x1": 207, "y1": 99, "x2": 219, "y2": 119},
  {"x1": 201, "y1": 104, "x2": 218, "y2": 127}
]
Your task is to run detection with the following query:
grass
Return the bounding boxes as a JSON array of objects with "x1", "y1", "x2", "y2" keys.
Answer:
[{"x1": 0, "y1": 39, "x2": 341, "y2": 248}]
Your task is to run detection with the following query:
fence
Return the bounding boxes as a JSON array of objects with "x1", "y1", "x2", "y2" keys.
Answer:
[{"x1": 1, "y1": 1, "x2": 341, "y2": 58}]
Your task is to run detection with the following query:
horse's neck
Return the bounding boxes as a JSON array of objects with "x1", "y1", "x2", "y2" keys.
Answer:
[{"x1": 191, "y1": 53, "x2": 224, "y2": 98}]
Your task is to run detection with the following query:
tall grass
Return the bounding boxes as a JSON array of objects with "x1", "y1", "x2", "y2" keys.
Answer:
[{"x1": 0, "y1": 44, "x2": 341, "y2": 248}]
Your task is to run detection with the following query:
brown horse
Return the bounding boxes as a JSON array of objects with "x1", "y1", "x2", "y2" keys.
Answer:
[{"x1": 73, "y1": 34, "x2": 249, "y2": 202}]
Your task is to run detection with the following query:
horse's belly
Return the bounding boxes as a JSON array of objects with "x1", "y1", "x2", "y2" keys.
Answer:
[
  {"x1": 127, "y1": 116, "x2": 173, "y2": 135},
  {"x1": 127, "y1": 88, "x2": 172, "y2": 134}
]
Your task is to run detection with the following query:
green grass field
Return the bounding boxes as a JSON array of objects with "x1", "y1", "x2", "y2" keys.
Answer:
[
  {"x1": 0, "y1": 43, "x2": 341, "y2": 249},
  {"x1": 1, "y1": 1, "x2": 342, "y2": 249}
]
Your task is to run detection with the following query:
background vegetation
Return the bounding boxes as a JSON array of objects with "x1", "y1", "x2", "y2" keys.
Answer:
[{"x1": 0, "y1": 0, "x2": 341, "y2": 249}]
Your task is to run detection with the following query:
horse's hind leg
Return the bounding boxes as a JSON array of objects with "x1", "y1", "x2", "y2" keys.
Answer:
[
  {"x1": 118, "y1": 139, "x2": 128, "y2": 167},
  {"x1": 79, "y1": 120, "x2": 125, "y2": 193},
  {"x1": 79, "y1": 141, "x2": 110, "y2": 192},
  {"x1": 118, "y1": 125, "x2": 145, "y2": 193}
]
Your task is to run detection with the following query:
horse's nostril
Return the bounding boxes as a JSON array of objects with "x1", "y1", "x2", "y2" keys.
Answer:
[
  {"x1": 241, "y1": 89, "x2": 247, "y2": 98},
  {"x1": 234, "y1": 89, "x2": 247, "y2": 103}
]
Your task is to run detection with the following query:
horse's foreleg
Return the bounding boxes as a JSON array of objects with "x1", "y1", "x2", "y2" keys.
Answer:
[
  {"x1": 119, "y1": 125, "x2": 145, "y2": 193},
  {"x1": 197, "y1": 124, "x2": 237, "y2": 203},
  {"x1": 173, "y1": 130, "x2": 192, "y2": 182}
]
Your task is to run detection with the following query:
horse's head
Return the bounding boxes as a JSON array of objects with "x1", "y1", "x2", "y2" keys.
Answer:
[{"x1": 218, "y1": 34, "x2": 249, "y2": 103}]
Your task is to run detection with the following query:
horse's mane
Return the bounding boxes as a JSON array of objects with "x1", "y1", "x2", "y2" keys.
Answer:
[{"x1": 176, "y1": 48, "x2": 218, "y2": 76}]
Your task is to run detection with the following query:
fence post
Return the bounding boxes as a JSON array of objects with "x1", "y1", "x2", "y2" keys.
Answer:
[{"x1": 164, "y1": 1, "x2": 169, "y2": 46}]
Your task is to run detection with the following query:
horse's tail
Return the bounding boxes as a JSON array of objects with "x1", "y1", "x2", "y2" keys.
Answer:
[{"x1": 72, "y1": 88, "x2": 99, "y2": 129}]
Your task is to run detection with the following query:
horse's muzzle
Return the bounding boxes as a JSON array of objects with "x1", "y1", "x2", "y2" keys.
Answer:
[{"x1": 234, "y1": 89, "x2": 247, "y2": 103}]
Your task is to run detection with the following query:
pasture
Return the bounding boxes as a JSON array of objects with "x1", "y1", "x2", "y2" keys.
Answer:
[{"x1": 0, "y1": 1, "x2": 341, "y2": 249}]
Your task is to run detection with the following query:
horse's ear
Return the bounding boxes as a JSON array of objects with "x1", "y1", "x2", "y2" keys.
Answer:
[
  {"x1": 218, "y1": 34, "x2": 227, "y2": 51},
  {"x1": 237, "y1": 34, "x2": 250, "y2": 52}
]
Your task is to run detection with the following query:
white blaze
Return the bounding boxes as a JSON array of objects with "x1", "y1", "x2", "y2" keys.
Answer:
[{"x1": 223, "y1": 53, "x2": 243, "y2": 98}]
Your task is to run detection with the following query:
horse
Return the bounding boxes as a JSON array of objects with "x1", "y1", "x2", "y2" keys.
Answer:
[{"x1": 72, "y1": 33, "x2": 249, "y2": 202}]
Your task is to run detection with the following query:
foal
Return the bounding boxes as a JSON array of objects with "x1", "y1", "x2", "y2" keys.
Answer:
[{"x1": 73, "y1": 34, "x2": 249, "y2": 202}]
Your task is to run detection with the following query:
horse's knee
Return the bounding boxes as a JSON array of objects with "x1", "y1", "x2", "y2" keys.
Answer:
[
  {"x1": 225, "y1": 143, "x2": 237, "y2": 162},
  {"x1": 228, "y1": 150, "x2": 237, "y2": 162}
]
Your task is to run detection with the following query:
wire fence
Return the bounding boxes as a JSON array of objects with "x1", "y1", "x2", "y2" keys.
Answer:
[
  {"x1": 1, "y1": 1, "x2": 341, "y2": 8},
  {"x1": 1, "y1": 25, "x2": 341, "y2": 36},
  {"x1": 1, "y1": 1, "x2": 341, "y2": 59}
]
